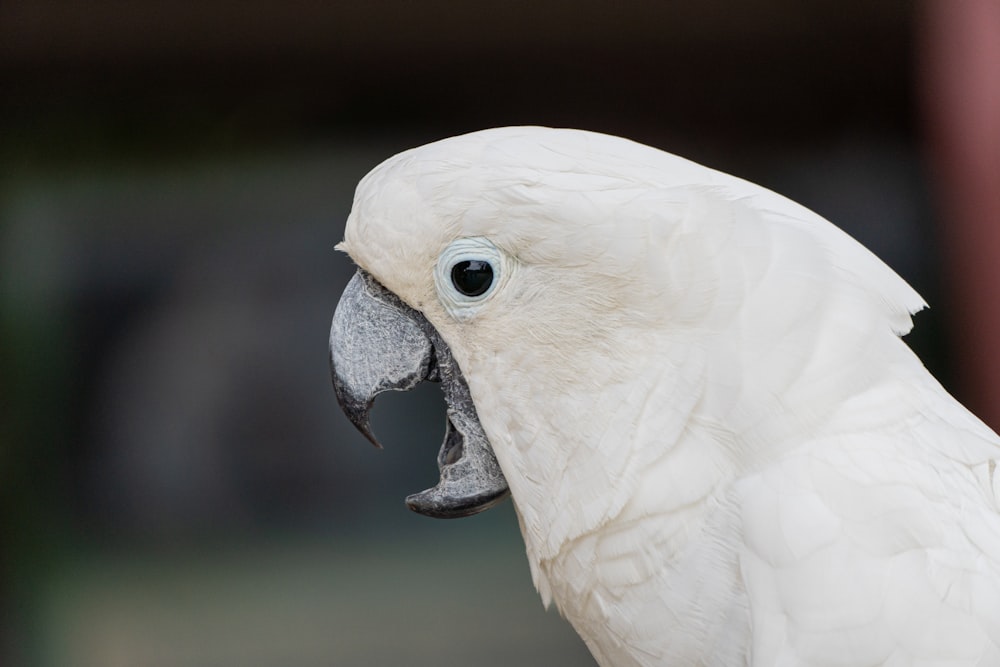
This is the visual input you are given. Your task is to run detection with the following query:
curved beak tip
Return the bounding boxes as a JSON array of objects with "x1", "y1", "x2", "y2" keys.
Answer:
[
  {"x1": 354, "y1": 416, "x2": 383, "y2": 449},
  {"x1": 362, "y1": 429, "x2": 383, "y2": 450},
  {"x1": 332, "y1": 383, "x2": 383, "y2": 449}
]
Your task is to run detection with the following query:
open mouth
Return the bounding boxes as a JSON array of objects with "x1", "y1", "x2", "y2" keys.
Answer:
[{"x1": 330, "y1": 270, "x2": 510, "y2": 518}]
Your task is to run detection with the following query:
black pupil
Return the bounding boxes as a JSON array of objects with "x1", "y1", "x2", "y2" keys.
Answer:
[{"x1": 451, "y1": 260, "x2": 494, "y2": 297}]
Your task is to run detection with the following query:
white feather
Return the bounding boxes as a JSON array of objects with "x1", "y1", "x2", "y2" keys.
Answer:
[{"x1": 341, "y1": 127, "x2": 1000, "y2": 666}]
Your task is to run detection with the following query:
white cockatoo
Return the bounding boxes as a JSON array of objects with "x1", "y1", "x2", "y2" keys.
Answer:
[{"x1": 329, "y1": 127, "x2": 1000, "y2": 666}]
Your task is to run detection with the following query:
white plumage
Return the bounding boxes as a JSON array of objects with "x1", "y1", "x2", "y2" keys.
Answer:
[{"x1": 338, "y1": 127, "x2": 1000, "y2": 665}]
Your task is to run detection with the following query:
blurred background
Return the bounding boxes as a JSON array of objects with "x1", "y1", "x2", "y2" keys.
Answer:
[{"x1": 2, "y1": 1, "x2": 998, "y2": 665}]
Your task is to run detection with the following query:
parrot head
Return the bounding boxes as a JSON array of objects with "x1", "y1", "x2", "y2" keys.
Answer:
[
  {"x1": 329, "y1": 126, "x2": 926, "y2": 557},
  {"x1": 330, "y1": 127, "x2": 701, "y2": 532}
]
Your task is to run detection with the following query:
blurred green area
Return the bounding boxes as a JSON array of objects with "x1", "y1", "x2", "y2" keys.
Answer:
[
  {"x1": 0, "y1": 2, "x2": 940, "y2": 665},
  {"x1": 31, "y1": 514, "x2": 594, "y2": 667}
]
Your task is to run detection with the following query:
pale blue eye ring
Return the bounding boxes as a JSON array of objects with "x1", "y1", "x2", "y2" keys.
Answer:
[{"x1": 435, "y1": 237, "x2": 506, "y2": 316}]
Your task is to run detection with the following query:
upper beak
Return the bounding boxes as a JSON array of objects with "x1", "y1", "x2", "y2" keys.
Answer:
[{"x1": 330, "y1": 270, "x2": 510, "y2": 518}]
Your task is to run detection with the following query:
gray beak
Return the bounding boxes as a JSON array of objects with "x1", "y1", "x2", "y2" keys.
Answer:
[{"x1": 330, "y1": 270, "x2": 510, "y2": 518}]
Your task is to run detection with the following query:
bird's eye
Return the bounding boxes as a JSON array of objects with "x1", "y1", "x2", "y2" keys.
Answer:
[
  {"x1": 450, "y1": 260, "x2": 494, "y2": 297},
  {"x1": 435, "y1": 237, "x2": 508, "y2": 318}
]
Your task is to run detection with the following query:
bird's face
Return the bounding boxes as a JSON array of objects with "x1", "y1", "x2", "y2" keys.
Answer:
[{"x1": 330, "y1": 129, "x2": 692, "y2": 524}]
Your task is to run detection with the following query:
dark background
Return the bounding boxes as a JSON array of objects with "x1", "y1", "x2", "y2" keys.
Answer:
[{"x1": 1, "y1": 1, "x2": 989, "y2": 665}]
